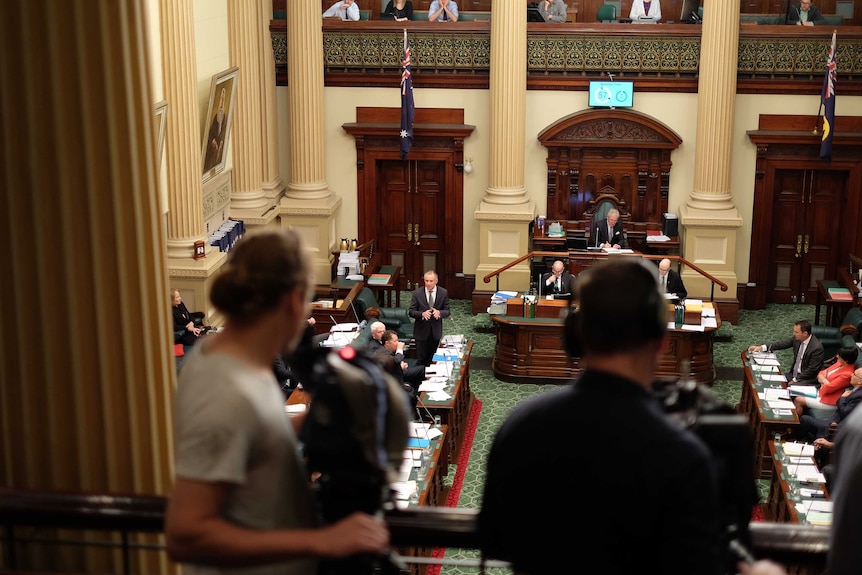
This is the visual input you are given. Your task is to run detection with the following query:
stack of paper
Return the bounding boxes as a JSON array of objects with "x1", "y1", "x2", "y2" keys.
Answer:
[
  {"x1": 336, "y1": 250, "x2": 359, "y2": 276},
  {"x1": 491, "y1": 291, "x2": 518, "y2": 304},
  {"x1": 783, "y1": 442, "x2": 816, "y2": 457},
  {"x1": 828, "y1": 286, "x2": 853, "y2": 301}
]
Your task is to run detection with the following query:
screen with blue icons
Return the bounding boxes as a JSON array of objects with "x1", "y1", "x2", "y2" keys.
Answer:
[{"x1": 588, "y1": 81, "x2": 634, "y2": 108}]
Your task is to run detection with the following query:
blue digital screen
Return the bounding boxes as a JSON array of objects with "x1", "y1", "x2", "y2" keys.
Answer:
[{"x1": 588, "y1": 81, "x2": 634, "y2": 108}]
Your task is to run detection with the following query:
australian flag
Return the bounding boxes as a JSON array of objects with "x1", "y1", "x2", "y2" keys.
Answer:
[
  {"x1": 400, "y1": 30, "x2": 415, "y2": 160},
  {"x1": 820, "y1": 31, "x2": 837, "y2": 164}
]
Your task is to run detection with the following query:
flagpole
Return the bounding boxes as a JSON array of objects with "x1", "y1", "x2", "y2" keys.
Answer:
[{"x1": 813, "y1": 102, "x2": 822, "y2": 135}]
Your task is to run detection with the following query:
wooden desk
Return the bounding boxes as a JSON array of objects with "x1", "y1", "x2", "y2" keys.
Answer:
[
  {"x1": 418, "y1": 341, "x2": 474, "y2": 465},
  {"x1": 814, "y1": 279, "x2": 855, "y2": 327},
  {"x1": 492, "y1": 311, "x2": 719, "y2": 385},
  {"x1": 739, "y1": 351, "x2": 800, "y2": 480},
  {"x1": 531, "y1": 226, "x2": 679, "y2": 256},
  {"x1": 506, "y1": 297, "x2": 570, "y2": 318},
  {"x1": 764, "y1": 440, "x2": 830, "y2": 524},
  {"x1": 332, "y1": 264, "x2": 402, "y2": 308},
  {"x1": 310, "y1": 282, "x2": 362, "y2": 335}
]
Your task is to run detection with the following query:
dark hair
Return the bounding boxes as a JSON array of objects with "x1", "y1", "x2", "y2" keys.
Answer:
[
  {"x1": 209, "y1": 229, "x2": 310, "y2": 324},
  {"x1": 796, "y1": 320, "x2": 812, "y2": 335},
  {"x1": 838, "y1": 346, "x2": 859, "y2": 365},
  {"x1": 381, "y1": 329, "x2": 398, "y2": 344},
  {"x1": 565, "y1": 258, "x2": 665, "y2": 356}
]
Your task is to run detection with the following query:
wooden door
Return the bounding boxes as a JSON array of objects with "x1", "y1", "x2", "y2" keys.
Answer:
[
  {"x1": 378, "y1": 159, "x2": 448, "y2": 290},
  {"x1": 767, "y1": 169, "x2": 846, "y2": 304}
]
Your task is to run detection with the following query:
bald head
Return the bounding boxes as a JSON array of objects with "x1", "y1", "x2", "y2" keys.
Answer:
[{"x1": 658, "y1": 259, "x2": 671, "y2": 277}]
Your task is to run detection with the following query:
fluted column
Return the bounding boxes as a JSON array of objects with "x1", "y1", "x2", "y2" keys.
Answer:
[
  {"x1": 226, "y1": 0, "x2": 271, "y2": 216},
  {"x1": 160, "y1": 0, "x2": 207, "y2": 259},
  {"x1": 483, "y1": 1, "x2": 529, "y2": 206},
  {"x1": 260, "y1": 0, "x2": 286, "y2": 204},
  {"x1": 679, "y1": 0, "x2": 743, "y2": 302},
  {"x1": 279, "y1": 0, "x2": 342, "y2": 285},
  {"x1": 689, "y1": 0, "x2": 739, "y2": 210},
  {"x1": 0, "y1": 2, "x2": 174, "y2": 573},
  {"x1": 284, "y1": 0, "x2": 329, "y2": 199},
  {"x1": 473, "y1": 0, "x2": 534, "y2": 291}
]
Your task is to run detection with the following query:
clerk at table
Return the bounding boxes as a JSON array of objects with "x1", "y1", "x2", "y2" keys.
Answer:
[{"x1": 541, "y1": 260, "x2": 575, "y2": 297}]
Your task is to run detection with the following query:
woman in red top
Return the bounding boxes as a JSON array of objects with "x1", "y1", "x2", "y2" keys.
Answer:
[{"x1": 795, "y1": 346, "x2": 858, "y2": 418}]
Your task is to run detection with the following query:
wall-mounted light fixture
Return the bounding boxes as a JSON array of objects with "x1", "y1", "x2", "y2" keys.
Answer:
[{"x1": 464, "y1": 157, "x2": 473, "y2": 174}]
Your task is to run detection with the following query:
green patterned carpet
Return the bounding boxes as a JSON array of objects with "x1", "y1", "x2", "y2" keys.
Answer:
[{"x1": 402, "y1": 293, "x2": 817, "y2": 573}]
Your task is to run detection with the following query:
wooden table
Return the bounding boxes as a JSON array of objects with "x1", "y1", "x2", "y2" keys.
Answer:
[
  {"x1": 492, "y1": 310, "x2": 719, "y2": 385},
  {"x1": 310, "y1": 282, "x2": 362, "y2": 335},
  {"x1": 332, "y1": 264, "x2": 402, "y2": 308},
  {"x1": 814, "y1": 279, "x2": 855, "y2": 327},
  {"x1": 764, "y1": 440, "x2": 830, "y2": 524},
  {"x1": 418, "y1": 341, "x2": 474, "y2": 465},
  {"x1": 738, "y1": 351, "x2": 800, "y2": 480}
]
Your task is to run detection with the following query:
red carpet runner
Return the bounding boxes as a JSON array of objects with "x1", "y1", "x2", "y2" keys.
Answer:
[{"x1": 426, "y1": 398, "x2": 483, "y2": 575}]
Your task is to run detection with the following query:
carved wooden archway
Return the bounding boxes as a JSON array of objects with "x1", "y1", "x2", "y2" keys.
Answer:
[{"x1": 537, "y1": 109, "x2": 682, "y2": 251}]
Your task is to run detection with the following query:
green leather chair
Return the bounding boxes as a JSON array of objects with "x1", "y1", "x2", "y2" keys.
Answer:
[
  {"x1": 597, "y1": 3, "x2": 617, "y2": 22},
  {"x1": 354, "y1": 287, "x2": 414, "y2": 341},
  {"x1": 810, "y1": 307, "x2": 862, "y2": 361}
]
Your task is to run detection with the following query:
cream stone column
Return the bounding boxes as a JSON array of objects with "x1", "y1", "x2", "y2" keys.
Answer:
[
  {"x1": 679, "y1": 0, "x2": 743, "y2": 309},
  {"x1": 0, "y1": 2, "x2": 175, "y2": 573},
  {"x1": 260, "y1": 0, "x2": 286, "y2": 205},
  {"x1": 473, "y1": 1, "x2": 535, "y2": 292},
  {"x1": 225, "y1": 0, "x2": 278, "y2": 226},
  {"x1": 161, "y1": 0, "x2": 227, "y2": 322},
  {"x1": 279, "y1": 0, "x2": 341, "y2": 285}
]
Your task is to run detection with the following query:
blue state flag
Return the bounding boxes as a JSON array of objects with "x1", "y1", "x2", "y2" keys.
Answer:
[
  {"x1": 400, "y1": 30, "x2": 415, "y2": 160},
  {"x1": 820, "y1": 31, "x2": 837, "y2": 164}
]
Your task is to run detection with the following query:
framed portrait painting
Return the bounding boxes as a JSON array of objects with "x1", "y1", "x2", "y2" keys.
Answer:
[
  {"x1": 154, "y1": 100, "x2": 168, "y2": 173},
  {"x1": 201, "y1": 66, "x2": 239, "y2": 183}
]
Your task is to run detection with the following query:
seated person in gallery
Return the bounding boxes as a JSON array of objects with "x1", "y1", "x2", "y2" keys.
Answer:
[
  {"x1": 172, "y1": 288, "x2": 204, "y2": 347},
  {"x1": 592, "y1": 208, "x2": 628, "y2": 249},
  {"x1": 541, "y1": 260, "x2": 575, "y2": 297},
  {"x1": 794, "y1": 346, "x2": 858, "y2": 418},
  {"x1": 383, "y1": 0, "x2": 413, "y2": 21},
  {"x1": 538, "y1": 0, "x2": 568, "y2": 22},
  {"x1": 786, "y1": 0, "x2": 827, "y2": 25},
  {"x1": 322, "y1": 0, "x2": 360, "y2": 21},
  {"x1": 429, "y1": 0, "x2": 458, "y2": 22},
  {"x1": 657, "y1": 258, "x2": 687, "y2": 300},
  {"x1": 629, "y1": 0, "x2": 662, "y2": 21}
]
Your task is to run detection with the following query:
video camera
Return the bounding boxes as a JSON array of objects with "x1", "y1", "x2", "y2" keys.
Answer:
[{"x1": 652, "y1": 373, "x2": 759, "y2": 572}]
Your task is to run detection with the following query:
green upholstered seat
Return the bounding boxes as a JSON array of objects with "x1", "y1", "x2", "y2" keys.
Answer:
[
  {"x1": 597, "y1": 4, "x2": 617, "y2": 22},
  {"x1": 354, "y1": 287, "x2": 414, "y2": 341}
]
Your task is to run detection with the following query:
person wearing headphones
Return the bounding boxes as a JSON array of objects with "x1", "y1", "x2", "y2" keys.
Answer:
[{"x1": 480, "y1": 258, "x2": 745, "y2": 574}]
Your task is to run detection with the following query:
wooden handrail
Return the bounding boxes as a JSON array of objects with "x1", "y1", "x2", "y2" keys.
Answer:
[
  {"x1": 0, "y1": 488, "x2": 828, "y2": 570},
  {"x1": 482, "y1": 251, "x2": 728, "y2": 299}
]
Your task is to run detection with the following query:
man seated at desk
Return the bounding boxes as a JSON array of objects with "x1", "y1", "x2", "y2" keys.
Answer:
[
  {"x1": 591, "y1": 208, "x2": 628, "y2": 249},
  {"x1": 541, "y1": 260, "x2": 575, "y2": 298},
  {"x1": 658, "y1": 258, "x2": 687, "y2": 301}
]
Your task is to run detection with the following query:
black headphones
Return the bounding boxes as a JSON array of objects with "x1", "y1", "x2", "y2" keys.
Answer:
[{"x1": 564, "y1": 258, "x2": 666, "y2": 358}]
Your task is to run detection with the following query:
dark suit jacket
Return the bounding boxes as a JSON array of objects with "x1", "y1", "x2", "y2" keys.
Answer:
[
  {"x1": 786, "y1": 4, "x2": 826, "y2": 25},
  {"x1": 661, "y1": 269, "x2": 688, "y2": 300},
  {"x1": 541, "y1": 270, "x2": 575, "y2": 296},
  {"x1": 800, "y1": 387, "x2": 862, "y2": 442},
  {"x1": 767, "y1": 335, "x2": 825, "y2": 385},
  {"x1": 591, "y1": 219, "x2": 628, "y2": 248},
  {"x1": 408, "y1": 285, "x2": 450, "y2": 340}
]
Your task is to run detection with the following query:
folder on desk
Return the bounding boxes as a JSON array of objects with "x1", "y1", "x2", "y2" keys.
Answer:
[{"x1": 406, "y1": 437, "x2": 431, "y2": 449}]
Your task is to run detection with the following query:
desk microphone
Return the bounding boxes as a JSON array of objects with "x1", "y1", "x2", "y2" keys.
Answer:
[{"x1": 595, "y1": 223, "x2": 601, "y2": 248}]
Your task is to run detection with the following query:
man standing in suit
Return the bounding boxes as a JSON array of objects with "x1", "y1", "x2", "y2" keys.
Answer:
[
  {"x1": 592, "y1": 208, "x2": 628, "y2": 249},
  {"x1": 541, "y1": 260, "x2": 575, "y2": 297},
  {"x1": 657, "y1": 258, "x2": 687, "y2": 300},
  {"x1": 409, "y1": 269, "x2": 450, "y2": 366},
  {"x1": 748, "y1": 320, "x2": 825, "y2": 386}
]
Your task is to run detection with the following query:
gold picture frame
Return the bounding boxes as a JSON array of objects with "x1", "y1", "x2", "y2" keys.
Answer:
[
  {"x1": 201, "y1": 66, "x2": 239, "y2": 183},
  {"x1": 154, "y1": 100, "x2": 168, "y2": 173}
]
